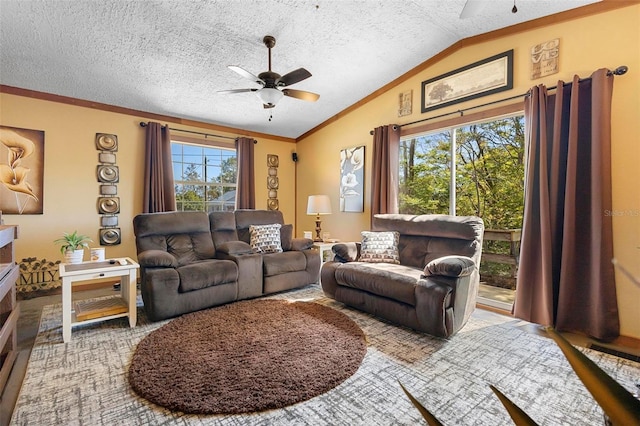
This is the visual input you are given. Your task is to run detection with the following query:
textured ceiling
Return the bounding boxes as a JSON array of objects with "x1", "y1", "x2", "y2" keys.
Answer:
[{"x1": 0, "y1": 0, "x2": 600, "y2": 139}]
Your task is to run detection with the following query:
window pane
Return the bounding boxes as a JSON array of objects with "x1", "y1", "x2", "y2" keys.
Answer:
[
  {"x1": 171, "y1": 141, "x2": 237, "y2": 212},
  {"x1": 399, "y1": 131, "x2": 451, "y2": 215},
  {"x1": 455, "y1": 117, "x2": 525, "y2": 229}
]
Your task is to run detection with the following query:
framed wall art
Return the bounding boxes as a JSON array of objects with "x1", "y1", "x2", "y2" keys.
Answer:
[
  {"x1": 421, "y1": 50, "x2": 513, "y2": 113},
  {"x1": 531, "y1": 38, "x2": 559, "y2": 79},
  {"x1": 0, "y1": 125, "x2": 45, "y2": 214},
  {"x1": 398, "y1": 90, "x2": 412, "y2": 117},
  {"x1": 339, "y1": 145, "x2": 364, "y2": 212}
]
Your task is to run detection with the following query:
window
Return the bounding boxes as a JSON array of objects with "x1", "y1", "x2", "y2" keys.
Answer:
[
  {"x1": 171, "y1": 141, "x2": 237, "y2": 212},
  {"x1": 399, "y1": 114, "x2": 525, "y2": 228},
  {"x1": 399, "y1": 113, "x2": 525, "y2": 310}
]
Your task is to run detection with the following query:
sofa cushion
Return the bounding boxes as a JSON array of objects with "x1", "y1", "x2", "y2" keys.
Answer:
[
  {"x1": 334, "y1": 262, "x2": 422, "y2": 306},
  {"x1": 249, "y1": 224, "x2": 283, "y2": 254},
  {"x1": 359, "y1": 231, "x2": 400, "y2": 264},
  {"x1": 177, "y1": 259, "x2": 238, "y2": 292},
  {"x1": 424, "y1": 255, "x2": 475, "y2": 278},
  {"x1": 263, "y1": 251, "x2": 307, "y2": 277},
  {"x1": 166, "y1": 233, "x2": 216, "y2": 266}
]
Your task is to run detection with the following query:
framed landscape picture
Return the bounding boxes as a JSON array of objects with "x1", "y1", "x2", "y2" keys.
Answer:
[{"x1": 421, "y1": 50, "x2": 513, "y2": 113}]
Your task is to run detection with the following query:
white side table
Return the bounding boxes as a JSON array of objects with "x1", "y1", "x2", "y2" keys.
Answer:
[
  {"x1": 312, "y1": 242, "x2": 341, "y2": 285},
  {"x1": 58, "y1": 257, "x2": 139, "y2": 343},
  {"x1": 312, "y1": 242, "x2": 340, "y2": 265}
]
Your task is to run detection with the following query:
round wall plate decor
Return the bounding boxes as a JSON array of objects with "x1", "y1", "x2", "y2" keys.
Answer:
[
  {"x1": 97, "y1": 165, "x2": 119, "y2": 183},
  {"x1": 267, "y1": 176, "x2": 279, "y2": 189},
  {"x1": 100, "y1": 228, "x2": 121, "y2": 245},
  {"x1": 98, "y1": 197, "x2": 120, "y2": 214},
  {"x1": 95, "y1": 133, "x2": 118, "y2": 151},
  {"x1": 267, "y1": 154, "x2": 279, "y2": 167},
  {"x1": 267, "y1": 199, "x2": 279, "y2": 211}
]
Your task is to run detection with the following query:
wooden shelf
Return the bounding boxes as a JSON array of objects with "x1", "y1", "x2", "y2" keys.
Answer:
[
  {"x1": 74, "y1": 297, "x2": 128, "y2": 321},
  {"x1": 0, "y1": 225, "x2": 18, "y2": 396}
]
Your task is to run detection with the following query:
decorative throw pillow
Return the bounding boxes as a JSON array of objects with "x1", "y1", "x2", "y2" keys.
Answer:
[
  {"x1": 358, "y1": 231, "x2": 400, "y2": 264},
  {"x1": 249, "y1": 224, "x2": 283, "y2": 254}
]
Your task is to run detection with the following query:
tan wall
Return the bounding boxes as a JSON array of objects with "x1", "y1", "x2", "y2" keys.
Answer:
[
  {"x1": 296, "y1": 5, "x2": 640, "y2": 338},
  {"x1": 0, "y1": 93, "x2": 297, "y2": 285}
]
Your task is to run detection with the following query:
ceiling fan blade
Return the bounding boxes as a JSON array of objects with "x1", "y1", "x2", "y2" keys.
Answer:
[
  {"x1": 218, "y1": 88, "x2": 258, "y2": 94},
  {"x1": 276, "y1": 68, "x2": 312, "y2": 87},
  {"x1": 282, "y1": 88, "x2": 319, "y2": 102},
  {"x1": 228, "y1": 66, "x2": 264, "y2": 85}
]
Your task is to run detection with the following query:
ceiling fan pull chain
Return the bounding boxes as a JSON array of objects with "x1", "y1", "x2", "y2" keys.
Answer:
[{"x1": 512, "y1": 0, "x2": 517, "y2": 14}]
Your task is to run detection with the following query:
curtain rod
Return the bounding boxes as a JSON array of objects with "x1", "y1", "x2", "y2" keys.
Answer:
[
  {"x1": 139, "y1": 122, "x2": 254, "y2": 142},
  {"x1": 370, "y1": 65, "x2": 628, "y2": 134}
]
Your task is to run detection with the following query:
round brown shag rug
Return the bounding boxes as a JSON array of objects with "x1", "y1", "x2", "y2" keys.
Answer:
[{"x1": 128, "y1": 299, "x2": 367, "y2": 414}]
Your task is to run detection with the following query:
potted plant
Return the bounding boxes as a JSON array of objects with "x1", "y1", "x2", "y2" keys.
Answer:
[{"x1": 54, "y1": 231, "x2": 92, "y2": 264}]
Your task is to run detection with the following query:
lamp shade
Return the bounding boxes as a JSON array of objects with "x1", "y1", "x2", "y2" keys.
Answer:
[
  {"x1": 256, "y1": 88, "x2": 284, "y2": 106},
  {"x1": 306, "y1": 195, "x2": 332, "y2": 215}
]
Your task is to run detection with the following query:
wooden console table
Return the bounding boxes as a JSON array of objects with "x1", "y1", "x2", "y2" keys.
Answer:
[{"x1": 59, "y1": 258, "x2": 139, "y2": 343}]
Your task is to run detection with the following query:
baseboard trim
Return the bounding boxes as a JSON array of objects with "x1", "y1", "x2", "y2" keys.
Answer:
[{"x1": 589, "y1": 343, "x2": 640, "y2": 363}]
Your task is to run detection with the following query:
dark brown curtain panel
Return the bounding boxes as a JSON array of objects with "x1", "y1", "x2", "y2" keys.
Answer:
[
  {"x1": 235, "y1": 137, "x2": 256, "y2": 209},
  {"x1": 514, "y1": 69, "x2": 619, "y2": 341},
  {"x1": 143, "y1": 122, "x2": 176, "y2": 213},
  {"x1": 370, "y1": 125, "x2": 400, "y2": 224}
]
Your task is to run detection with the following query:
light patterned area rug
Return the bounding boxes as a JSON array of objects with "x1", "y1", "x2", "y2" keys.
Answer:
[{"x1": 11, "y1": 285, "x2": 640, "y2": 425}]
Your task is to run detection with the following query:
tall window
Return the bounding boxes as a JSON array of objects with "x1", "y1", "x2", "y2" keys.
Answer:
[
  {"x1": 171, "y1": 141, "x2": 237, "y2": 212},
  {"x1": 399, "y1": 114, "x2": 525, "y2": 230},
  {"x1": 399, "y1": 114, "x2": 525, "y2": 309}
]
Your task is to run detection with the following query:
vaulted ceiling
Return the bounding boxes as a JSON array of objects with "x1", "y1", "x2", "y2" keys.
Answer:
[{"x1": 0, "y1": 0, "x2": 602, "y2": 139}]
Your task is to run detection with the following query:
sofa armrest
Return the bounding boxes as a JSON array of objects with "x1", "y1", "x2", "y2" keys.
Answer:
[
  {"x1": 331, "y1": 242, "x2": 361, "y2": 263},
  {"x1": 290, "y1": 237, "x2": 313, "y2": 251},
  {"x1": 138, "y1": 250, "x2": 178, "y2": 268},
  {"x1": 216, "y1": 251, "x2": 263, "y2": 299},
  {"x1": 217, "y1": 241, "x2": 254, "y2": 256},
  {"x1": 414, "y1": 277, "x2": 455, "y2": 338},
  {"x1": 423, "y1": 255, "x2": 475, "y2": 278}
]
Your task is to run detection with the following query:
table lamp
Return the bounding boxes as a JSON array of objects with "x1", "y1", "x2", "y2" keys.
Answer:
[{"x1": 306, "y1": 195, "x2": 332, "y2": 242}]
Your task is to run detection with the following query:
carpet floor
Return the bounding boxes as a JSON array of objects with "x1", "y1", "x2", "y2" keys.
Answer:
[{"x1": 10, "y1": 285, "x2": 640, "y2": 425}]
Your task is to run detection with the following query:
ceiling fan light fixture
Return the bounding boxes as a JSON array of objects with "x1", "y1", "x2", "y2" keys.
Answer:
[{"x1": 257, "y1": 87, "x2": 283, "y2": 107}]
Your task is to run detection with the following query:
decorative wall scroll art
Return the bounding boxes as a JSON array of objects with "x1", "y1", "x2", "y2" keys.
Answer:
[
  {"x1": 398, "y1": 90, "x2": 412, "y2": 117},
  {"x1": 421, "y1": 50, "x2": 514, "y2": 113},
  {"x1": 267, "y1": 154, "x2": 279, "y2": 211},
  {"x1": 340, "y1": 145, "x2": 364, "y2": 213},
  {"x1": 0, "y1": 125, "x2": 45, "y2": 214},
  {"x1": 96, "y1": 132, "x2": 120, "y2": 245},
  {"x1": 531, "y1": 38, "x2": 559, "y2": 79}
]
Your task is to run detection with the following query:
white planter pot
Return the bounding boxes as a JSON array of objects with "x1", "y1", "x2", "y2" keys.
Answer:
[{"x1": 64, "y1": 249, "x2": 84, "y2": 264}]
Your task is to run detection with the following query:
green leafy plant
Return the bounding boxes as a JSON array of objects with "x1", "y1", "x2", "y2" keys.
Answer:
[
  {"x1": 54, "y1": 231, "x2": 92, "y2": 254},
  {"x1": 401, "y1": 327, "x2": 640, "y2": 425}
]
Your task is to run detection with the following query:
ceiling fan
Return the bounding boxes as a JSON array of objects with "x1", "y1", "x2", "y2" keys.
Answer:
[{"x1": 219, "y1": 35, "x2": 320, "y2": 109}]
